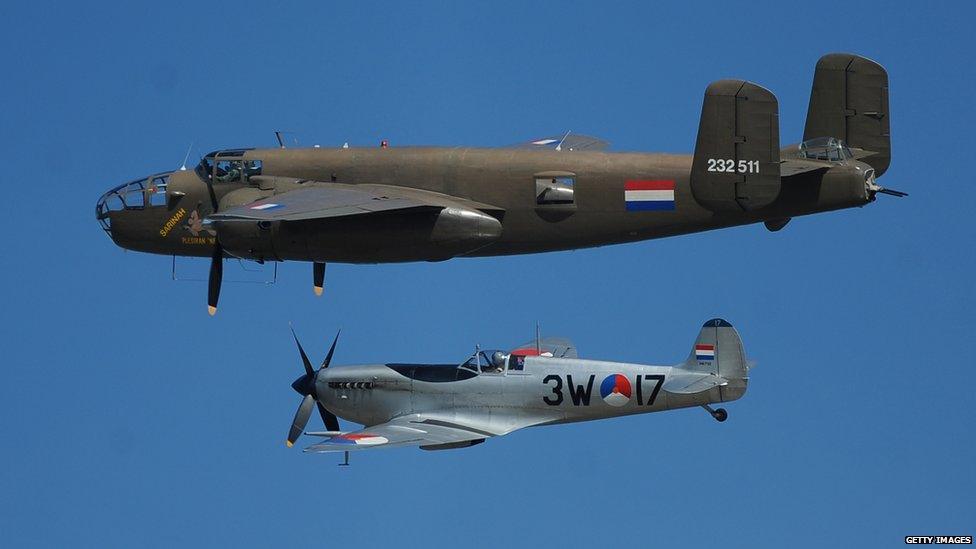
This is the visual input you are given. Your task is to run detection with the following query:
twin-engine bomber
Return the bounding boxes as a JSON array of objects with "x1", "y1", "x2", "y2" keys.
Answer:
[
  {"x1": 286, "y1": 319, "x2": 751, "y2": 461},
  {"x1": 95, "y1": 52, "x2": 903, "y2": 315}
]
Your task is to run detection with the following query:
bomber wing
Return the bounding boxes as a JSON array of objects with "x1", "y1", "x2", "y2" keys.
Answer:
[{"x1": 208, "y1": 183, "x2": 503, "y2": 222}]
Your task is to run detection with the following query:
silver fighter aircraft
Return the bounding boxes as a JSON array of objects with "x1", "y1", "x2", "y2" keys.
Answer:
[{"x1": 287, "y1": 319, "x2": 752, "y2": 461}]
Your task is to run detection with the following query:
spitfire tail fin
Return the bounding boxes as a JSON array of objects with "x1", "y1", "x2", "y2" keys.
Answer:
[
  {"x1": 691, "y1": 80, "x2": 781, "y2": 213},
  {"x1": 683, "y1": 318, "x2": 749, "y2": 382},
  {"x1": 803, "y1": 53, "x2": 891, "y2": 176}
]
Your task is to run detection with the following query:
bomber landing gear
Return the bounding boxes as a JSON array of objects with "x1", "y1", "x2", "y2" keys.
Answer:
[{"x1": 702, "y1": 404, "x2": 728, "y2": 422}]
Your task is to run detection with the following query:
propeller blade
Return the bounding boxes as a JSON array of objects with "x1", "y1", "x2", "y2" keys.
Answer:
[
  {"x1": 313, "y1": 262, "x2": 326, "y2": 296},
  {"x1": 207, "y1": 244, "x2": 223, "y2": 316},
  {"x1": 287, "y1": 394, "x2": 315, "y2": 447},
  {"x1": 321, "y1": 330, "x2": 341, "y2": 369},
  {"x1": 317, "y1": 402, "x2": 341, "y2": 432},
  {"x1": 289, "y1": 326, "x2": 315, "y2": 377}
]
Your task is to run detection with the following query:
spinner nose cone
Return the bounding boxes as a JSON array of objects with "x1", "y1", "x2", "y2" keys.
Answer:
[{"x1": 291, "y1": 374, "x2": 314, "y2": 396}]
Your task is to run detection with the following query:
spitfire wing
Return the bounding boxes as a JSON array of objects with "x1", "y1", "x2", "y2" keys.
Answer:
[
  {"x1": 509, "y1": 337, "x2": 578, "y2": 358},
  {"x1": 662, "y1": 373, "x2": 729, "y2": 394},
  {"x1": 509, "y1": 134, "x2": 610, "y2": 151},
  {"x1": 209, "y1": 183, "x2": 502, "y2": 222},
  {"x1": 303, "y1": 414, "x2": 498, "y2": 453}
]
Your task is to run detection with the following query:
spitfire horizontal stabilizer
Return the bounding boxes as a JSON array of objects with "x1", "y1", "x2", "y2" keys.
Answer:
[{"x1": 663, "y1": 373, "x2": 729, "y2": 395}]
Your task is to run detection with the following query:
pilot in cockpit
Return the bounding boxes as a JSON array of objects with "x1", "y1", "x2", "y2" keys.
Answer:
[{"x1": 490, "y1": 351, "x2": 507, "y2": 373}]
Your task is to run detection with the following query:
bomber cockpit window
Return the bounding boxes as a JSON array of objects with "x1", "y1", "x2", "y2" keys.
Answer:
[
  {"x1": 244, "y1": 159, "x2": 262, "y2": 179},
  {"x1": 214, "y1": 159, "x2": 263, "y2": 183},
  {"x1": 195, "y1": 149, "x2": 256, "y2": 182},
  {"x1": 214, "y1": 159, "x2": 243, "y2": 183}
]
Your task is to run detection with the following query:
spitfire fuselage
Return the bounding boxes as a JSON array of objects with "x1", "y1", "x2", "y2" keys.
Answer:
[{"x1": 317, "y1": 356, "x2": 747, "y2": 433}]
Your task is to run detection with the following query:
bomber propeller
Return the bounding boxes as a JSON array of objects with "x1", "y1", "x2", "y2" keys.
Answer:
[
  {"x1": 207, "y1": 243, "x2": 223, "y2": 316},
  {"x1": 286, "y1": 328, "x2": 341, "y2": 447}
]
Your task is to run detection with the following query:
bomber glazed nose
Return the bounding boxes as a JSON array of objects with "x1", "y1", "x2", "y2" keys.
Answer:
[{"x1": 96, "y1": 172, "x2": 174, "y2": 245}]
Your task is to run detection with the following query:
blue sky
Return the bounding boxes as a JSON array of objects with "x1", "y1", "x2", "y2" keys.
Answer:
[{"x1": 1, "y1": 1, "x2": 973, "y2": 547}]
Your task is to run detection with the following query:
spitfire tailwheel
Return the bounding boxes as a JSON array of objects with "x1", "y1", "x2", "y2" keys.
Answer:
[{"x1": 702, "y1": 404, "x2": 728, "y2": 422}]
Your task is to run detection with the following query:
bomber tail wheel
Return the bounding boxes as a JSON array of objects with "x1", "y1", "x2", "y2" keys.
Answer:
[{"x1": 713, "y1": 408, "x2": 728, "y2": 422}]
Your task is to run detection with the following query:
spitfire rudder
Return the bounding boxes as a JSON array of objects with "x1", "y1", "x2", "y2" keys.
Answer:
[
  {"x1": 691, "y1": 80, "x2": 782, "y2": 213},
  {"x1": 683, "y1": 318, "x2": 749, "y2": 398}
]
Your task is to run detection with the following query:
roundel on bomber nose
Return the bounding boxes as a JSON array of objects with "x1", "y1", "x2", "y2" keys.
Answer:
[{"x1": 600, "y1": 374, "x2": 632, "y2": 407}]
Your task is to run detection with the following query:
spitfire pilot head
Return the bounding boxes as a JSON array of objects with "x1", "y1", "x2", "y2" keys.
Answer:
[{"x1": 96, "y1": 52, "x2": 904, "y2": 315}]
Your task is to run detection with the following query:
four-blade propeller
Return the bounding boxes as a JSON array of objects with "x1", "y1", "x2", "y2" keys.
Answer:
[{"x1": 286, "y1": 328, "x2": 341, "y2": 447}]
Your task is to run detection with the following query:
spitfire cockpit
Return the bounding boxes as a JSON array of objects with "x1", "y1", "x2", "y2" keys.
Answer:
[{"x1": 460, "y1": 350, "x2": 511, "y2": 374}]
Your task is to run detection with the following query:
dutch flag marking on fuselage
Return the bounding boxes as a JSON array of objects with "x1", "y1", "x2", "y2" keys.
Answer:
[
  {"x1": 625, "y1": 180, "x2": 675, "y2": 211},
  {"x1": 695, "y1": 344, "x2": 715, "y2": 361}
]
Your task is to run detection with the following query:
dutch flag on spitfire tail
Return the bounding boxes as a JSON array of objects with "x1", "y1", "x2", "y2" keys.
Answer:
[
  {"x1": 625, "y1": 180, "x2": 675, "y2": 211},
  {"x1": 695, "y1": 344, "x2": 715, "y2": 361}
]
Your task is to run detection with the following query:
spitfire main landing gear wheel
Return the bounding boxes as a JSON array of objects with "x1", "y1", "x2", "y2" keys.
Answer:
[{"x1": 702, "y1": 404, "x2": 728, "y2": 422}]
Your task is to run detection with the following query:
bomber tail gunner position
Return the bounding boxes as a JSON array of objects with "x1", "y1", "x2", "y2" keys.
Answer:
[
  {"x1": 284, "y1": 318, "x2": 752, "y2": 461},
  {"x1": 95, "y1": 53, "x2": 904, "y2": 315}
]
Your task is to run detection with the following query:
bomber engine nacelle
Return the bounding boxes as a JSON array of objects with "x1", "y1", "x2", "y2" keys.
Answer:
[{"x1": 212, "y1": 188, "x2": 503, "y2": 263}]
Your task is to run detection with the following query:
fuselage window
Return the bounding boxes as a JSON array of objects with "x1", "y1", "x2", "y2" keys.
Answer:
[
  {"x1": 148, "y1": 175, "x2": 168, "y2": 207},
  {"x1": 536, "y1": 175, "x2": 575, "y2": 205}
]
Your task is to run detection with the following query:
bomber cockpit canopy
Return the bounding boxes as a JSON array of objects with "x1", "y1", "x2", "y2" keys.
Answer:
[
  {"x1": 798, "y1": 137, "x2": 854, "y2": 162},
  {"x1": 195, "y1": 149, "x2": 261, "y2": 183}
]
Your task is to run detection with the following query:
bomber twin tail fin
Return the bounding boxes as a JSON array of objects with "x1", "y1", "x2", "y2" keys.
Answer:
[
  {"x1": 691, "y1": 80, "x2": 782, "y2": 213},
  {"x1": 803, "y1": 53, "x2": 890, "y2": 177}
]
